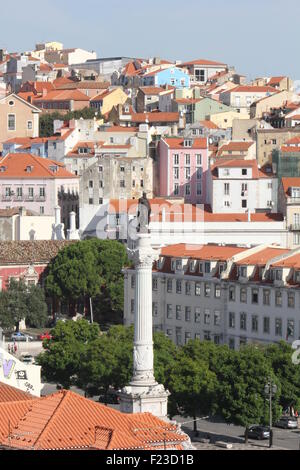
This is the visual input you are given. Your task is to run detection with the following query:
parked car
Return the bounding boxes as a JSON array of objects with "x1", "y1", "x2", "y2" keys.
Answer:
[
  {"x1": 246, "y1": 425, "x2": 270, "y2": 440},
  {"x1": 11, "y1": 332, "x2": 33, "y2": 342},
  {"x1": 275, "y1": 416, "x2": 298, "y2": 429},
  {"x1": 20, "y1": 354, "x2": 35, "y2": 365},
  {"x1": 38, "y1": 332, "x2": 53, "y2": 341}
]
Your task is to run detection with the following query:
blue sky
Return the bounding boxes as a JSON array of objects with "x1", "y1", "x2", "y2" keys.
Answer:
[{"x1": 3, "y1": 0, "x2": 300, "y2": 79}]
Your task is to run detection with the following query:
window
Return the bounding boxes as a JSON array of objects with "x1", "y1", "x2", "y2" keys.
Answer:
[
  {"x1": 152, "y1": 278, "x2": 158, "y2": 291},
  {"x1": 40, "y1": 206, "x2": 44, "y2": 214},
  {"x1": 185, "y1": 306, "x2": 191, "y2": 322},
  {"x1": 195, "y1": 307, "x2": 201, "y2": 323},
  {"x1": 28, "y1": 187, "x2": 34, "y2": 198},
  {"x1": 185, "y1": 184, "x2": 191, "y2": 196},
  {"x1": 196, "y1": 182, "x2": 202, "y2": 195},
  {"x1": 166, "y1": 329, "x2": 173, "y2": 338},
  {"x1": 167, "y1": 279, "x2": 173, "y2": 293},
  {"x1": 98, "y1": 166, "x2": 103, "y2": 172},
  {"x1": 140, "y1": 179, "x2": 144, "y2": 188},
  {"x1": 242, "y1": 169, "x2": 247, "y2": 176},
  {"x1": 185, "y1": 167, "x2": 191, "y2": 180},
  {"x1": 240, "y1": 312, "x2": 247, "y2": 331},
  {"x1": 8, "y1": 114, "x2": 15, "y2": 131},
  {"x1": 214, "y1": 311, "x2": 221, "y2": 326},
  {"x1": 195, "y1": 69, "x2": 205, "y2": 82},
  {"x1": 99, "y1": 180, "x2": 103, "y2": 188},
  {"x1": 204, "y1": 331, "x2": 211, "y2": 341},
  {"x1": 205, "y1": 262, "x2": 210, "y2": 273},
  {"x1": 229, "y1": 312, "x2": 235, "y2": 328},
  {"x1": 196, "y1": 167, "x2": 202, "y2": 180},
  {"x1": 196, "y1": 154, "x2": 202, "y2": 165},
  {"x1": 174, "y1": 183, "x2": 179, "y2": 195},
  {"x1": 224, "y1": 183, "x2": 230, "y2": 195},
  {"x1": 176, "y1": 280, "x2": 182, "y2": 294},
  {"x1": 167, "y1": 304, "x2": 173, "y2": 319},
  {"x1": 185, "y1": 282, "x2": 191, "y2": 295},
  {"x1": 288, "y1": 292, "x2": 295, "y2": 308},
  {"x1": 120, "y1": 166, "x2": 125, "y2": 172},
  {"x1": 89, "y1": 180, "x2": 93, "y2": 188},
  {"x1": 229, "y1": 338, "x2": 235, "y2": 350},
  {"x1": 152, "y1": 302, "x2": 158, "y2": 316},
  {"x1": 132, "y1": 180, "x2": 135, "y2": 187},
  {"x1": 185, "y1": 332, "x2": 191, "y2": 344},
  {"x1": 275, "y1": 290, "x2": 282, "y2": 307},
  {"x1": 275, "y1": 318, "x2": 282, "y2": 336},
  {"x1": 287, "y1": 319, "x2": 295, "y2": 338},
  {"x1": 195, "y1": 282, "x2": 201, "y2": 296},
  {"x1": 174, "y1": 154, "x2": 179, "y2": 165},
  {"x1": 185, "y1": 154, "x2": 190, "y2": 165},
  {"x1": 176, "y1": 305, "x2": 182, "y2": 320},
  {"x1": 131, "y1": 299, "x2": 135, "y2": 314},
  {"x1": 204, "y1": 283, "x2": 210, "y2": 297},
  {"x1": 215, "y1": 284, "x2": 221, "y2": 298},
  {"x1": 27, "y1": 120, "x2": 33, "y2": 130},
  {"x1": 242, "y1": 199, "x2": 247, "y2": 208},
  {"x1": 272, "y1": 139, "x2": 277, "y2": 145},
  {"x1": 39, "y1": 187, "x2": 45, "y2": 197},
  {"x1": 252, "y1": 315, "x2": 258, "y2": 332},
  {"x1": 16, "y1": 187, "x2": 22, "y2": 197},
  {"x1": 89, "y1": 198, "x2": 93, "y2": 205},
  {"x1": 240, "y1": 287, "x2": 247, "y2": 303},
  {"x1": 176, "y1": 327, "x2": 182, "y2": 345},
  {"x1": 174, "y1": 167, "x2": 179, "y2": 180},
  {"x1": 228, "y1": 286, "x2": 236, "y2": 301},
  {"x1": 204, "y1": 310, "x2": 210, "y2": 324},
  {"x1": 252, "y1": 288, "x2": 259, "y2": 304},
  {"x1": 131, "y1": 275, "x2": 135, "y2": 289},
  {"x1": 120, "y1": 180, "x2": 125, "y2": 188},
  {"x1": 214, "y1": 335, "x2": 220, "y2": 345},
  {"x1": 263, "y1": 289, "x2": 270, "y2": 305},
  {"x1": 263, "y1": 317, "x2": 270, "y2": 334}
]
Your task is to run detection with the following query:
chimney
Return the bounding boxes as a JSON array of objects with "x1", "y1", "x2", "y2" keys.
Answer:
[{"x1": 69, "y1": 211, "x2": 76, "y2": 231}]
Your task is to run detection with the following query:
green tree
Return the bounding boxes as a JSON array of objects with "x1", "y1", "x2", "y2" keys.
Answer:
[
  {"x1": 39, "y1": 108, "x2": 100, "y2": 137},
  {"x1": 0, "y1": 279, "x2": 48, "y2": 331},
  {"x1": 264, "y1": 341, "x2": 300, "y2": 410},
  {"x1": 36, "y1": 319, "x2": 100, "y2": 388},
  {"x1": 45, "y1": 239, "x2": 128, "y2": 320},
  {"x1": 168, "y1": 347, "x2": 217, "y2": 431}
]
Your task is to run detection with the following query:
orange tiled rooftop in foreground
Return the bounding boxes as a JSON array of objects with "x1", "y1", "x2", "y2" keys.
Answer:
[
  {"x1": 160, "y1": 243, "x2": 248, "y2": 261},
  {"x1": 0, "y1": 389, "x2": 188, "y2": 450}
]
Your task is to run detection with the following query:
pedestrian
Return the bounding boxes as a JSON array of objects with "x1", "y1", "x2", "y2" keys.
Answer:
[
  {"x1": 295, "y1": 410, "x2": 298, "y2": 418},
  {"x1": 14, "y1": 342, "x2": 17, "y2": 354}
]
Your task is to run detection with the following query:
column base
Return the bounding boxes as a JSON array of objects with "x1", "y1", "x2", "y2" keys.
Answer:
[{"x1": 119, "y1": 382, "x2": 169, "y2": 419}]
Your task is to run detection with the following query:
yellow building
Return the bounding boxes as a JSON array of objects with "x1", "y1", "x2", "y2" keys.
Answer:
[
  {"x1": 90, "y1": 88, "x2": 128, "y2": 116},
  {"x1": 210, "y1": 110, "x2": 249, "y2": 129}
]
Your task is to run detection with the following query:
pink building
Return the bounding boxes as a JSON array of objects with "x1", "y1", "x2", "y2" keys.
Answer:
[
  {"x1": 159, "y1": 137, "x2": 209, "y2": 204},
  {"x1": 0, "y1": 153, "x2": 79, "y2": 224}
]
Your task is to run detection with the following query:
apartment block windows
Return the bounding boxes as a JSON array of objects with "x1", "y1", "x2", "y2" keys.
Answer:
[
  {"x1": 275, "y1": 318, "x2": 282, "y2": 336},
  {"x1": 131, "y1": 275, "x2": 135, "y2": 289},
  {"x1": 120, "y1": 180, "x2": 125, "y2": 188},
  {"x1": 240, "y1": 312, "x2": 247, "y2": 331},
  {"x1": 176, "y1": 305, "x2": 182, "y2": 320},
  {"x1": 252, "y1": 315, "x2": 259, "y2": 332},
  {"x1": 167, "y1": 304, "x2": 173, "y2": 319},
  {"x1": 287, "y1": 319, "x2": 295, "y2": 338},
  {"x1": 229, "y1": 312, "x2": 235, "y2": 329},
  {"x1": 229, "y1": 286, "x2": 236, "y2": 301},
  {"x1": 214, "y1": 311, "x2": 221, "y2": 326},
  {"x1": 174, "y1": 154, "x2": 179, "y2": 165},
  {"x1": 240, "y1": 287, "x2": 247, "y2": 303},
  {"x1": 174, "y1": 183, "x2": 179, "y2": 195},
  {"x1": 130, "y1": 299, "x2": 135, "y2": 314},
  {"x1": 185, "y1": 332, "x2": 192, "y2": 344},
  {"x1": 196, "y1": 154, "x2": 202, "y2": 165},
  {"x1": 196, "y1": 183, "x2": 202, "y2": 195},
  {"x1": 252, "y1": 288, "x2": 259, "y2": 304},
  {"x1": 215, "y1": 284, "x2": 221, "y2": 298},
  {"x1": 241, "y1": 183, "x2": 248, "y2": 195},
  {"x1": 241, "y1": 199, "x2": 247, "y2": 208},
  {"x1": 174, "y1": 167, "x2": 179, "y2": 180},
  {"x1": 152, "y1": 278, "x2": 158, "y2": 291},
  {"x1": 196, "y1": 167, "x2": 202, "y2": 180},
  {"x1": 263, "y1": 317, "x2": 270, "y2": 334},
  {"x1": 28, "y1": 187, "x2": 34, "y2": 199},
  {"x1": 195, "y1": 307, "x2": 201, "y2": 323},
  {"x1": 195, "y1": 69, "x2": 205, "y2": 82},
  {"x1": 152, "y1": 302, "x2": 158, "y2": 316},
  {"x1": 185, "y1": 281, "x2": 191, "y2": 295},
  {"x1": 275, "y1": 290, "x2": 282, "y2": 307},
  {"x1": 8, "y1": 114, "x2": 15, "y2": 131},
  {"x1": 195, "y1": 282, "x2": 201, "y2": 296},
  {"x1": 224, "y1": 183, "x2": 230, "y2": 196},
  {"x1": 167, "y1": 279, "x2": 173, "y2": 292},
  {"x1": 39, "y1": 187, "x2": 45, "y2": 197},
  {"x1": 185, "y1": 154, "x2": 190, "y2": 165},
  {"x1": 204, "y1": 310, "x2": 210, "y2": 325},
  {"x1": 185, "y1": 184, "x2": 191, "y2": 196},
  {"x1": 40, "y1": 206, "x2": 44, "y2": 214},
  {"x1": 89, "y1": 181, "x2": 93, "y2": 188},
  {"x1": 185, "y1": 306, "x2": 191, "y2": 322},
  {"x1": 185, "y1": 167, "x2": 191, "y2": 180},
  {"x1": 16, "y1": 187, "x2": 22, "y2": 197},
  {"x1": 176, "y1": 280, "x2": 182, "y2": 294},
  {"x1": 204, "y1": 283, "x2": 211, "y2": 297},
  {"x1": 288, "y1": 292, "x2": 295, "y2": 308},
  {"x1": 263, "y1": 289, "x2": 270, "y2": 306}
]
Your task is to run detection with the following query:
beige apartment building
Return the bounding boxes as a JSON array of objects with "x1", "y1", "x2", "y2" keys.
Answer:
[
  {"x1": 278, "y1": 177, "x2": 300, "y2": 248},
  {"x1": 256, "y1": 128, "x2": 300, "y2": 166},
  {"x1": 0, "y1": 93, "x2": 40, "y2": 151},
  {"x1": 250, "y1": 90, "x2": 298, "y2": 119}
]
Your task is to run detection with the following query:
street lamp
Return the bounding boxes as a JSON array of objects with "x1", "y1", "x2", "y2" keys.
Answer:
[{"x1": 264, "y1": 378, "x2": 277, "y2": 448}]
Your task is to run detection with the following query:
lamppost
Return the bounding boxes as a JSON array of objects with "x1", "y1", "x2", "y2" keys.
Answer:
[{"x1": 264, "y1": 378, "x2": 277, "y2": 448}]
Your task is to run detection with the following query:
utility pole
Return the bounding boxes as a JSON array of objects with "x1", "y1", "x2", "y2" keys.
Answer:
[{"x1": 265, "y1": 378, "x2": 277, "y2": 448}]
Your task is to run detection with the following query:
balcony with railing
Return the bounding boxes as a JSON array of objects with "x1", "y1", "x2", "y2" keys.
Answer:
[
  {"x1": 287, "y1": 197, "x2": 300, "y2": 205},
  {"x1": 289, "y1": 224, "x2": 300, "y2": 231}
]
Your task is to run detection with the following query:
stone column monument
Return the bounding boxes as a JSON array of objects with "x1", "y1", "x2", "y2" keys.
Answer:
[{"x1": 119, "y1": 193, "x2": 169, "y2": 418}]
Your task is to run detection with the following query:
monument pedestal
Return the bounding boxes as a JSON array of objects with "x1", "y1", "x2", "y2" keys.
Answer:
[{"x1": 119, "y1": 232, "x2": 169, "y2": 419}]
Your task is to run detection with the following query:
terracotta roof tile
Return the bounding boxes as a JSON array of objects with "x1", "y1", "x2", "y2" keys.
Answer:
[
  {"x1": 0, "y1": 383, "x2": 33, "y2": 403},
  {"x1": 0, "y1": 153, "x2": 78, "y2": 179},
  {"x1": 0, "y1": 240, "x2": 75, "y2": 264},
  {"x1": 179, "y1": 58, "x2": 227, "y2": 67},
  {"x1": 130, "y1": 112, "x2": 179, "y2": 123},
  {"x1": 33, "y1": 89, "x2": 90, "y2": 102},
  {"x1": 162, "y1": 137, "x2": 207, "y2": 149},
  {"x1": 160, "y1": 243, "x2": 248, "y2": 261}
]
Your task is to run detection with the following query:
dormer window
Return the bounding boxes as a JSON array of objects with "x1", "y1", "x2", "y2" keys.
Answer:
[
  {"x1": 239, "y1": 266, "x2": 247, "y2": 277},
  {"x1": 271, "y1": 269, "x2": 282, "y2": 281},
  {"x1": 49, "y1": 165, "x2": 58, "y2": 173},
  {"x1": 189, "y1": 260, "x2": 196, "y2": 272},
  {"x1": 26, "y1": 165, "x2": 33, "y2": 173},
  {"x1": 204, "y1": 262, "x2": 211, "y2": 274},
  {"x1": 0, "y1": 166, "x2": 7, "y2": 172},
  {"x1": 184, "y1": 139, "x2": 193, "y2": 148},
  {"x1": 295, "y1": 271, "x2": 300, "y2": 283},
  {"x1": 219, "y1": 263, "x2": 226, "y2": 274},
  {"x1": 78, "y1": 147, "x2": 88, "y2": 154},
  {"x1": 291, "y1": 187, "x2": 300, "y2": 198},
  {"x1": 171, "y1": 260, "x2": 176, "y2": 271},
  {"x1": 176, "y1": 259, "x2": 182, "y2": 271}
]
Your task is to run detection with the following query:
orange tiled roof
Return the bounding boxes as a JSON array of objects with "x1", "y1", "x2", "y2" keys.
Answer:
[
  {"x1": 281, "y1": 146, "x2": 300, "y2": 153},
  {"x1": 160, "y1": 243, "x2": 248, "y2": 260},
  {"x1": 130, "y1": 112, "x2": 179, "y2": 123},
  {"x1": 139, "y1": 86, "x2": 164, "y2": 95},
  {"x1": 282, "y1": 177, "x2": 300, "y2": 197},
  {"x1": 162, "y1": 137, "x2": 207, "y2": 149},
  {"x1": 285, "y1": 136, "x2": 300, "y2": 145},
  {"x1": 268, "y1": 76, "x2": 285, "y2": 85},
  {"x1": 179, "y1": 58, "x2": 227, "y2": 67},
  {"x1": 217, "y1": 141, "x2": 254, "y2": 155},
  {"x1": 0, "y1": 390, "x2": 187, "y2": 450},
  {"x1": 34, "y1": 89, "x2": 90, "y2": 103},
  {"x1": 0, "y1": 382, "x2": 33, "y2": 403},
  {"x1": 175, "y1": 98, "x2": 202, "y2": 104},
  {"x1": 103, "y1": 125, "x2": 139, "y2": 133},
  {"x1": 235, "y1": 247, "x2": 290, "y2": 266},
  {"x1": 199, "y1": 120, "x2": 219, "y2": 129},
  {"x1": 289, "y1": 115, "x2": 300, "y2": 120},
  {"x1": 271, "y1": 253, "x2": 300, "y2": 269},
  {"x1": 223, "y1": 86, "x2": 277, "y2": 94},
  {"x1": 0, "y1": 153, "x2": 78, "y2": 179}
]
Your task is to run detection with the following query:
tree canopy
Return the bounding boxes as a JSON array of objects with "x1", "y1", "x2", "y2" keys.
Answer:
[{"x1": 39, "y1": 108, "x2": 101, "y2": 137}]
